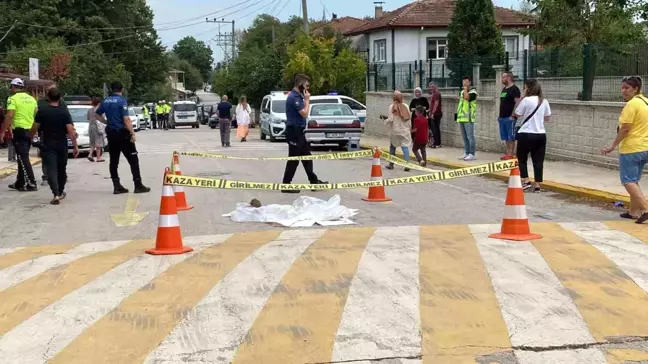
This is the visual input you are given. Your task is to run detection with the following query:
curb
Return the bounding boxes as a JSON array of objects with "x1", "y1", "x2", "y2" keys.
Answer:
[
  {"x1": 0, "y1": 158, "x2": 42, "y2": 180},
  {"x1": 360, "y1": 143, "x2": 629, "y2": 204}
]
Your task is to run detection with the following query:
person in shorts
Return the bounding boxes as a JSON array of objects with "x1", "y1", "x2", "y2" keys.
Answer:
[
  {"x1": 602, "y1": 76, "x2": 648, "y2": 223},
  {"x1": 498, "y1": 71, "x2": 521, "y2": 160}
]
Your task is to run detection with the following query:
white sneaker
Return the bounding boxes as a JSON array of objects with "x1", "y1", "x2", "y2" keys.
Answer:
[
  {"x1": 458, "y1": 154, "x2": 468, "y2": 160},
  {"x1": 463, "y1": 154, "x2": 476, "y2": 161}
]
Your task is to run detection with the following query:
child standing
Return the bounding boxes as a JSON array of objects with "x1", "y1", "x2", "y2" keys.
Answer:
[{"x1": 412, "y1": 105, "x2": 429, "y2": 166}]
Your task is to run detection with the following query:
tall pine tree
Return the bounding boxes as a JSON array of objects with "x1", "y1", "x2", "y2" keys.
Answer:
[{"x1": 446, "y1": 0, "x2": 504, "y2": 84}]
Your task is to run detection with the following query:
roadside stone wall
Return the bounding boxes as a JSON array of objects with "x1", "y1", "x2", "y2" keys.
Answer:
[{"x1": 364, "y1": 91, "x2": 624, "y2": 169}]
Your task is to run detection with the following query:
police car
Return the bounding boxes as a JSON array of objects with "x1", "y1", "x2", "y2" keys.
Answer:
[
  {"x1": 310, "y1": 93, "x2": 366, "y2": 130},
  {"x1": 259, "y1": 91, "x2": 289, "y2": 141},
  {"x1": 66, "y1": 98, "x2": 108, "y2": 155}
]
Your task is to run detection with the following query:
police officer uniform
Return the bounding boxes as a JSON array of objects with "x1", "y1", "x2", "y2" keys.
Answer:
[
  {"x1": 95, "y1": 85, "x2": 150, "y2": 194},
  {"x1": 5, "y1": 78, "x2": 38, "y2": 191},
  {"x1": 281, "y1": 89, "x2": 326, "y2": 193}
]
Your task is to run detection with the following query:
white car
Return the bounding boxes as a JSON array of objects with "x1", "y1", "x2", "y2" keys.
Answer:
[
  {"x1": 128, "y1": 107, "x2": 142, "y2": 131},
  {"x1": 67, "y1": 105, "x2": 108, "y2": 154},
  {"x1": 310, "y1": 94, "x2": 367, "y2": 129}
]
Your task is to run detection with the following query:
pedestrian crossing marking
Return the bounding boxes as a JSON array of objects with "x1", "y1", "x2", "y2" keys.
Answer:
[
  {"x1": 419, "y1": 225, "x2": 511, "y2": 364},
  {"x1": 50, "y1": 232, "x2": 277, "y2": 364},
  {"x1": 0, "y1": 239, "x2": 149, "y2": 337},
  {"x1": 0, "y1": 244, "x2": 77, "y2": 270},
  {"x1": 532, "y1": 223, "x2": 648, "y2": 342},
  {"x1": 4, "y1": 222, "x2": 648, "y2": 363},
  {"x1": 604, "y1": 220, "x2": 648, "y2": 242},
  {"x1": 232, "y1": 227, "x2": 376, "y2": 364},
  {"x1": 606, "y1": 348, "x2": 648, "y2": 363}
]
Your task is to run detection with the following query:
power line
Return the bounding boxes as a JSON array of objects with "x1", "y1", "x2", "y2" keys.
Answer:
[{"x1": 0, "y1": 33, "x2": 139, "y2": 56}]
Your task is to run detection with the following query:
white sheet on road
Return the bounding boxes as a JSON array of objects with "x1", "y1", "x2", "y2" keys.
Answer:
[{"x1": 223, "y1": 195, "x2": 358, "y2": 227}]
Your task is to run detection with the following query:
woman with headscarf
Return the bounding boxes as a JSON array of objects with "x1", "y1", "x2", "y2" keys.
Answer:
[
  {"x1": 235, "y1": 96, "x2": 252, "y2": 142},
  {"x1": 383, "y1": 90, "x2": 412, "y2": 171},
  {"x1": 409, "y1": 87, "x2": 429, "y2": 137}
]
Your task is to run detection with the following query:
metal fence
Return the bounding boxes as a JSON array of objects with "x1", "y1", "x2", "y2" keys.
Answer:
[{"x1": 367, "y1": 43, "x2": 648, "y2": 101}]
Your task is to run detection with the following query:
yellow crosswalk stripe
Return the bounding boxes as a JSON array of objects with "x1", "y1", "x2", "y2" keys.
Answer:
[
  {"x1": 231, "y1": 227, "x2": 375, "y2": 364},
  {"x1": 0, "y1": 244, "x2": 77, "y2": 270},
  {"x1": 531, "y1": 223, "x2": 648, "y2": 341},
  {"x1": 605, "y1": 220, "x2": 648, "y2": 242},
  {"x1": 606, "y1": 348, "x2": 648, "y2": 363},
  {"x1": 0, "y1": 240, "x2": 148, "y2": 336},
  {"x1": 419, "y1": 225, "x2": 511, "y2": 363},
  {"x1": 50, "y1": 231, "x2": 280, "y2": 364}
]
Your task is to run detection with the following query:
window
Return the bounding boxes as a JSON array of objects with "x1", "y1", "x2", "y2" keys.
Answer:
[
  {"x1": 373, "y1": 39, "x2": 387, "y2": 62},
  {"x1": 271, "y1": 101, "x2": 286, "y2": 113},
  {"x1": 504, "y1": 36, "x2": 519, "y2": 58},
  {"x1": 427, "y1": 38, "x2": 447, "y2": 60},
  {"x1": 341, "y1": 98, "x2": 365, "y2": 111},
  {"x1": 261, "y1": 98, "x2": 270, "y2": 113},
  {"x1": 69, "y1": 107, "x2": 91, "y2": 122},
  {"x1": 128, "y1": 108, "x2": 136, "y2": 117},
  {"x1": 310, "y1": 104, "x2": 354, "y2": 117},
  {"x1": 173, "y1": 103, "x2": 197, "y2": 112}
]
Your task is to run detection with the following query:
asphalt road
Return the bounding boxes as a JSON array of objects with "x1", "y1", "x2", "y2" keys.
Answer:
[{"x1": 0, "y1": 127, "x2": 618, "y2": 248}]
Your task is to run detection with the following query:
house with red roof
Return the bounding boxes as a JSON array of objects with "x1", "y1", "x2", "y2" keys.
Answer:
[{"x1": 343, "y1": 0, "x2": 535, "y2": 84}]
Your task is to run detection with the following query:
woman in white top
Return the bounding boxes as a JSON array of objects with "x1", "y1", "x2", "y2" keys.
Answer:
[
  {"x1": 235, "y1": 96, "x2": 252, "y2": 142},
  {"x1": 514, "y1": 79, "x2": 551, "y2": 192}
]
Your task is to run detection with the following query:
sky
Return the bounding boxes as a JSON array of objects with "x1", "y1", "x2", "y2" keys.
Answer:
[{"x1": 146, "y1": 0, "x2": 520, "y2": 63}]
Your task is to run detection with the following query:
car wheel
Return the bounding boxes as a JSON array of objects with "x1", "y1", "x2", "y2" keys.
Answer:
[
  {"x1": 260, "y1": 130, "x2": 266, "y2": 140},
  {"x1": 269, "y1": 132, "x2": 276, "y2": 142},
  {"x1": 210, "y1": 125, "x2": 216, "y2": 129},
  {"x1": 196, "y1": 123, "x2": 200, "y2": 129}
]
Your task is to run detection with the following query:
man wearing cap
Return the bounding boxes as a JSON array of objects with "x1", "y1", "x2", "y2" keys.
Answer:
[
  {"x1": 0, "y1": 78, "x2": 38, "y2": 191},
  {"x1": 95, "y1": 81, "x2": 150, "y2": 194}
]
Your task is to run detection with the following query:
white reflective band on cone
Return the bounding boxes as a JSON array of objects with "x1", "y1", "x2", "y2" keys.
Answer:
[
  {"x1": 503, "y1": 205, "x2": 528, "y2": 220},
  {"x1": 174, "y1": 185, "x2": 185, "y2": 193},
  {"x1": 158, "y1": 214, "x2": 180, "y2": 227},
  {"x1": 174, "y1": 165, "x2": 181, "y2": 172},
  {"x1": 508, "y1": 175, "x2": 523, "y2": 188},
  {"x1": 162, "y1": 185, "x2": 175, "y2": 196},
  {"x1": 371, "y1": 176, "x2": 382, "y2": 181},
  {"x1": 372, "y1": 158, "x2": 380, "y2": 165}
]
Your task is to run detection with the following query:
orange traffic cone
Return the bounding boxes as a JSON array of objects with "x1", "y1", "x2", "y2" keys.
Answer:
[
  {"x1": 362, "y1": 148, "x2": 392, "y2": 202},
  {"x1": 489, "y1": 167, "x2": 542, "y2": 241},
  {"x1": 146, "y1": 168, "x2": 194, "y2": 255},
  {"x1": 172, "y1": 152, "x2": 194, "y2": 211}
]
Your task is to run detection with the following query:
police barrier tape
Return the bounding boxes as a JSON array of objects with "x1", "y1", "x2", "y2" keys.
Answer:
[
  {"x1": 163, "y1": 159, "x2": 518, "y2": 191},
  {"x1": 179, "y1": 150, "x2": 373, "y2": 161},
  {"x1": 379, "y1": 152, "x2": 441, "y2": 173}
]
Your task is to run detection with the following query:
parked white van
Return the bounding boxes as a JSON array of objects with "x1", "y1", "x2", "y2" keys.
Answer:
[
  {"x1": 169, "y1": 100, "x2": 200, "y2": 129},
  {"x1": 259, "y1": 91, "x2": 289, "y2": 141}
]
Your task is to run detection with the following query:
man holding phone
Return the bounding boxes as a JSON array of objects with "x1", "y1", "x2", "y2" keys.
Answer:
[
  {"x1": 95, "y1": 81, "x2": 150, "y2": 195},
  {"x1": 281, "y1": 74, "x2": 327, "y2": 193}
]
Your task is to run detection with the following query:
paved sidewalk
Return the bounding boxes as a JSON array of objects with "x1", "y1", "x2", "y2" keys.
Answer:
[{"x1": 360, "y1": 134, "x2": 642, "y2": 203}]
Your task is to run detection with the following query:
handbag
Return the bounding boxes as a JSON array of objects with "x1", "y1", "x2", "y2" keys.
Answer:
[{"x1": 515, "y1": 101, "x2": 542, "y2": 140}]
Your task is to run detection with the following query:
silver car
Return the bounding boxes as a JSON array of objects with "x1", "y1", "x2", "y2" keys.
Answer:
[{"x1": 305, "y1": 103, "x2": 362, "y2": 149}]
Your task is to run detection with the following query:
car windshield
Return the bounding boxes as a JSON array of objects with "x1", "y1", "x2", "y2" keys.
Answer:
[
  {"x1": 69, "y1": 107, "x2": 91, "y2": 122},
  {"x1": 128, "y1": 109, "x2": 136, "y2": 117},
  {"x1": 174, "y1": 104, "x2": 197, "y2": 112},
  {"x1": 310, "y1": 104, "x2": 354, "y2": 116},
  {"x1": 271, "y1": 101, "x2": 286, "y2": 113}
]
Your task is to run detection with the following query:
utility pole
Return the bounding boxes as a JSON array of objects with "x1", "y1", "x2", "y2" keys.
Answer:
[
  {"x1": 206, "y1": 18, "x2": 236, "y2": 62},
  {"x1": 301, "y1": 0, "x2": 309, "y2": 33}
]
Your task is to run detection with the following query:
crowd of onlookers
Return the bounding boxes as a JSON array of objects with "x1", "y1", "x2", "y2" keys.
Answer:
[{"x1": 383, "y1": 74, "x2": 648, "y2": 223}]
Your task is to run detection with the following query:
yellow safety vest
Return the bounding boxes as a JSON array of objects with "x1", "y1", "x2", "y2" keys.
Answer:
[
  {"x1": 6, "y1": 92, "x2": 37, "y2": 129},
  {"x1": 456, "y1": 88, "x2": 478, "y2": 123}
]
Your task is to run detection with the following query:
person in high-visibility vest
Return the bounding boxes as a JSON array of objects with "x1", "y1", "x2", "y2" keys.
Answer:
[
  {"x1": 155, "y1": 101, "x2": 164, "y2": 130},
  {"x1": 456, "y1": 75, "x2": 478, "y2": 161},
  {"x1": 142, "y1": 104, "x2": 150, "y2": 129},
  {"x1": 163, "y1": 101, "x2": 171, "y2": 130},
  {"x1": 0, "y1": 78, "x2": 38, "y2": 191}
]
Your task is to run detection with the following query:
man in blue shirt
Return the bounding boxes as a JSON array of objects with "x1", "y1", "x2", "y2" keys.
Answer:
[
  {"x1": 216, "y1": 95, "x2": 233, "y2": 147},
  {"x1": 95, "y1": 81, "x2": 150, "y2": 194},
  {"x1": 281, "y1": 74, "x2": 326, "y2": 193}
]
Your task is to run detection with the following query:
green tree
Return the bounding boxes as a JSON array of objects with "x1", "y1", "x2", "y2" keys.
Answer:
[
  {"x1": 172, "y1": 37, "x2": 213, "y2": 81},
  {"x1": 168, "y1": 53, "x2": 203, "y2": 93},
  {"x1": 446, "y1": 0, "x2": 504, "y2": 83}
]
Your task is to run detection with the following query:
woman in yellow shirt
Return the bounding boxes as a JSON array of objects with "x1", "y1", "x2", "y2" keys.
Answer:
[{"x1": 602, "y1": 76, "x2": 648, "y2": 223}]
